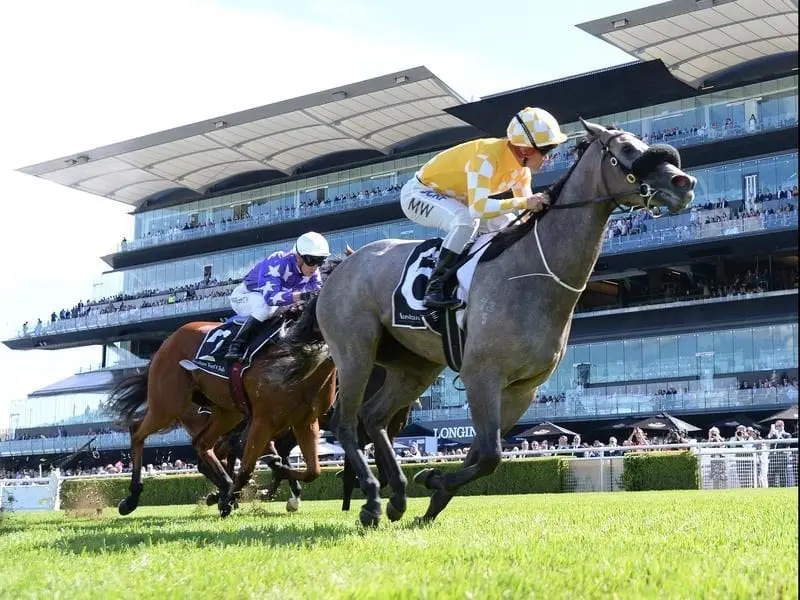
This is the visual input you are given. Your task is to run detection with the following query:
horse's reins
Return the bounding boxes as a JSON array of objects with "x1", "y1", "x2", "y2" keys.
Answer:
[
  {"x1": 439, "y1": 130, "x2": 679, "y2": 295},
  {"x1": 505, "y1": 131, "x2": 677, "y2": 293}
]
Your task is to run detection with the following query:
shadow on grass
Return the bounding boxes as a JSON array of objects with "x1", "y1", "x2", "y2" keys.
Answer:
[{"x1": 30, "y1": 513, "x2": 354, "y2": 555}]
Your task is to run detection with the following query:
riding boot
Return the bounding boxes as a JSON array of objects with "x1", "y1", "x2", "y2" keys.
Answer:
[
  {"x1": 224, "y1": 316, "x2": 260, "y2": 362},
  {"x1": 423, "y1": 248, "x2": 462, "y2": 308}
]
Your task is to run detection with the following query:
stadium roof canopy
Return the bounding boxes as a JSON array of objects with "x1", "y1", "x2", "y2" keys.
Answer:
[
  {"x1": 18, "y1": 66, "x2": 467, "y2": 208},
  {"x1": 577, "y1": 0, "x2": 798, "y2": 89}
]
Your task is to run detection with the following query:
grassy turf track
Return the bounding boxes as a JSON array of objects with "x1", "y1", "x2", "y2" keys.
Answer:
[{"x1": 0, "y1": 489, "x2": 796, "y2": 600}]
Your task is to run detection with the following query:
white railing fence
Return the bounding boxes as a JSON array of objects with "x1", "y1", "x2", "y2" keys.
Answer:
[{"x1": 2, "y1": 440, "x2": 795, "y2": 511}]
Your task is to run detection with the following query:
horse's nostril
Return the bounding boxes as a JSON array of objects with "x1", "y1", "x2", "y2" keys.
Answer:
[{"x1": 671, "y1": 174, "x2": 693, "y2": 190}]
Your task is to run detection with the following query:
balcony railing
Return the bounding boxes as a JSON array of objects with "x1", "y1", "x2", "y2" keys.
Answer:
[
  {"x1": 119, "y1": 191, "x2": 401, "y2": 253},
  {"x1": 116, "y1": 118, "x2": 798, "y2": 254},
  {"x1": 0, "y1": 429, "x2": 190, "y2": 457},
  {"x1": 7, "y1": 204, "x2": 797, "y2": 342},
  {"x1": 413, "y1": 386, "x2": 799, "y2": 423}
]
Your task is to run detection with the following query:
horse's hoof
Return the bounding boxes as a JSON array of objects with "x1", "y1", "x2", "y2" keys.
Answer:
[
  {"x1": 413, "y1": 468, "x2": 441, "y2": 488},
  {"x1": 359, "y1": 506, "x2": 381, "y2": 528},
  {"x1": 412, "y1": 515, "x2": 434, "y2": 528},
  {"x1": 286, "y1": 497, "x2": 300, "y2": 513},
  {"x1": 219, "y1": 504, "x2": 232, "y2": 518},
  {"x1": 386, "y1": 498, "x2": 406, "y2": 522},
  {"x1": 264, "y1": 454, "x2": 282, "y2": 469},
  {"x1": 205, "y1": 492, "x2": 219, "y2": 507},
  {"x1": 117, "y1": 498, "x2": 135, "y2": 516}
]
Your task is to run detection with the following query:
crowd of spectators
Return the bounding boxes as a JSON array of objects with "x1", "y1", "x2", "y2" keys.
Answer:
[
  {"x1": 1, "y1": 460, "x2": 197, "y2": 481},
  {"x1": 11, "y1": 424, "x2": 126, "y2": 442},
  {"x1": 17, "y1": 172, "x2": 799, "y2": 336},
  {"x1": 123, "y1": 184, "x2": 404, "y2": 249},
  {"x1": 22, "y1": 249, "x2": 798, "y2": 337},
  {"x1": 737, "y1": 376, "x2": 798, "y2": 391},
  {"x1": 22, "y1": 277, "x2": 238, "y2": 336}
]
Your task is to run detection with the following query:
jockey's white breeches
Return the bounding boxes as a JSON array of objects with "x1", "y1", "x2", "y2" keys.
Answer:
[
  {"x1": 229, "y1": 283, "x2": 278, "y2": 322},
  {"x1": 400, "y1": 176, "x2": 515, "y2": 254}
]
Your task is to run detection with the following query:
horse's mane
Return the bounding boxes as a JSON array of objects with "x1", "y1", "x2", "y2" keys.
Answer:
[
  {"x1": 261, "y1": 255, "x2": 346, "y2": 386},
  {"x1": 482, "y1": 126, "x2": 617, "y2": 260}
]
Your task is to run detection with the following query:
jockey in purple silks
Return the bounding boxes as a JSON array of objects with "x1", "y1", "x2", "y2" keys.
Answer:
[{"x1": 224, "y1": 231, "x2": 330, "y2": 362}]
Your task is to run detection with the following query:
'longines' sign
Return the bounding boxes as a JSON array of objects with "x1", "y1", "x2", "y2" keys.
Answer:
[{"x1": 428, "y1": 420, "x2": 475, "y2": 441}]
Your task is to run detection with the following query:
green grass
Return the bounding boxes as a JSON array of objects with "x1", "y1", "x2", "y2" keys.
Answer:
[{"x1": 1, "y1": 489, "x2": 796, "y2": 600}]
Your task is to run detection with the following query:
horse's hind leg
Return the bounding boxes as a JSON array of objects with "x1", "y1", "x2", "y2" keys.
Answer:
[
  {"x1": 360, "y1": 361, "x2": 442, "y2": 522},
  {"x1": 416, "y1": 377, "x2": 531, "y2": 522},
  {"x1": 119, "y1": 408, "x2": 175, "y2": 515},
  {"x1": 324, "y1": 319, "x2": 384, "y2": 526}
]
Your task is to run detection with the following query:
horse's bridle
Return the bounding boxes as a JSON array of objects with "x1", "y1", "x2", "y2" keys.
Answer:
[
  {"x1": 504, "y1": 129, "x2": 681, "y2": 294},
  {"x1": 549, "y1": 131, "x2": 671, "y2": 212}
]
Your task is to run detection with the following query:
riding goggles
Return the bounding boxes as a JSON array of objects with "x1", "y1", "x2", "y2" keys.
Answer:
[{"x1": 301, "y1": 254, "x2": 326, "y2": 267}]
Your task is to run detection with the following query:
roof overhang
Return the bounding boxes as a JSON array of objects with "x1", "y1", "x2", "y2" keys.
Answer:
[
  {"x1": 577, "y1": 0, "x2": 798, "y2": 89},
  {"x1": 18, "y1": 66, "x2": 467, "y2": 208}
]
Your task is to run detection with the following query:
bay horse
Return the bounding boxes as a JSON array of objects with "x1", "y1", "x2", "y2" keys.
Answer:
[
  {"x1": 222, "y1": 377, "x2": 414, "y2": 511},
  {"x1": 306, "y1": 120, "x2": 696, "y2": 525},
  {"x1": 110, "y1": 259, "x2": 343, "y2": 517}
]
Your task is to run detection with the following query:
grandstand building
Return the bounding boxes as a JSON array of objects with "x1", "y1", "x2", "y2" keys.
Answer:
[{"x1": 2, "y1": 0, "x2": 797, "y2": 470}]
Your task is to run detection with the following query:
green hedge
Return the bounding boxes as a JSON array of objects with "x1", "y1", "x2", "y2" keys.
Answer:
[
  {"x1": 60, "y1": 452, "x2": 701, "y2": 510},
  {"x1": 622, "y1": 451, "x2": 699, "y2": 491},
  {"x1": 60, "y1": 458, "x2": 567, "y2": 510}
]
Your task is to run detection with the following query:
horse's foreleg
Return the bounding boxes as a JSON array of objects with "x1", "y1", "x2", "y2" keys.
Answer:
[
  {"x1": 226, "y1": 417, "x2": 273, "y2": 516},
  {"x1": 415, "y1": 373, "x2": 504, "y2": 523},
  {"x1": 340, "y1": 458, "x2": 357, "y2": 511},
  {"x1": 269, "y1": 421, "x2": 321, "y2": 513},
  {"x1": 263, "y1": 431, "x2": 296, "y2": 501},
  {"x1": 192, "y1": 410, "x2": 242, "y2": 517}
]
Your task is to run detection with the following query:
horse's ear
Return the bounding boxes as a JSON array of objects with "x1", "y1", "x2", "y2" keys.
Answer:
[
  {"x1": 580, "y1": 118, "x2": 605, "y2": 137},
  {"x1": 345, "y1": 244, "x2": 355, "y2": 256}
]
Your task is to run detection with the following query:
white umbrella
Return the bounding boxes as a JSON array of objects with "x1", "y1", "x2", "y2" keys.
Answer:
[{"x1": 289, "y1": 440, "x2": 344, "y2": 457}]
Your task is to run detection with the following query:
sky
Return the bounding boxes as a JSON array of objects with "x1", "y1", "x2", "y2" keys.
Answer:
[{"x1": 0, "y1": 0, "x2": 663, "y2": 428}]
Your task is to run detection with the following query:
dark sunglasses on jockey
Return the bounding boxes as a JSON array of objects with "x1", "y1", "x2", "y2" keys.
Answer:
[
  {"x1": 514, "y1": 113, "x2": 557, "y2": 156},
  {"x1": 301, "y1": 254, "x2": 326, "y2": 267}
]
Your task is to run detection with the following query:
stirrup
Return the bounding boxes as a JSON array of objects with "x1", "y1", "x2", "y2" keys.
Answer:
[{"x1": 423, "y1": 292, "x2": 460, "y2": 309}]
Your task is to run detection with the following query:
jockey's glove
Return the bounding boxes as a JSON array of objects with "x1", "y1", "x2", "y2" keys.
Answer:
[
  {"x1": 297, "y1": 291, "x2": 313, "y2": 302},
  {"x1": 525, "y1": 192, "x2": 551, "y2": 212}
]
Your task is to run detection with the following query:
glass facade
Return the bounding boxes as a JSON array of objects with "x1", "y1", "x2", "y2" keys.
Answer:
[
  {"x1": 413, "y1": 323, "x2": 798, "y2": 422},
  {"x1": 130, "y1": 153, "x2": 436, "y2": 245},
  {"x1": 124, "y1": 76, "x2": 798, "y2": 251},
  {"x1": 11, "y1": 323, "x2": 795, "y2": 433},
  {"x1": 9, "y1": 393, "x2": 110, "y2": 430},
  {"x1": 110, "y1": 220, "x2": 439, "y2": 296},
  {"x1": 106, "y1": 151, "x2": 798, "y2": 296}
]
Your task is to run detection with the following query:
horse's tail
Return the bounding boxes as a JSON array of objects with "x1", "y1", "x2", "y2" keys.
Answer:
[{"x1": 108, "y1": 366, "x2": 150, "y2": 425}]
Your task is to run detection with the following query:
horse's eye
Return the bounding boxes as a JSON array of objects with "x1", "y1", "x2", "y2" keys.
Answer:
[{"x1": 622, "y1": 144, "x2": 636, "y2": 155}]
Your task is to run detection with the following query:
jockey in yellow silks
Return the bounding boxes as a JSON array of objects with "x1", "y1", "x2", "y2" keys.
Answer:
[{"x1": 399, "y1": 107, "x2": 568, "y2": 308}]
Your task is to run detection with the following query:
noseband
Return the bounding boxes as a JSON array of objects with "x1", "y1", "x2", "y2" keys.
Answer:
[
  {"x1": 549, "y1": 131, "x2": 681, "y2": 212},
  {"x1": 505, "y1": 130, "x2": 682, "y2": 294}
]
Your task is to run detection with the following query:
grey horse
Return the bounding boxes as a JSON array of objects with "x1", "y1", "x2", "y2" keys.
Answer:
[{"x1": 312, "y1": 120, "x2": 696, "y2": 526}]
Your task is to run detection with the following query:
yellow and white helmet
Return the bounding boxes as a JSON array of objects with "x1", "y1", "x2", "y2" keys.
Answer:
[{"x1": 506, "y1": 107, "x2": 568, "y2": 150}]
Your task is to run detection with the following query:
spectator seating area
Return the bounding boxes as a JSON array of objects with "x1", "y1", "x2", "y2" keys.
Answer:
[{"x1": 118, "y1": 111, "x2": 798, "y2": 254}]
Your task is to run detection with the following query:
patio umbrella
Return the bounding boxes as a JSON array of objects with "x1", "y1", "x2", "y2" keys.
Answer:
[
  {"x1": 438, "y1": 438, "x2": 468, "y2": 448},
  {"x1": 289, "y1": 440, "x2": 344, "y2": 457},
  {"x1": 629, "y1": 413, "x2": 701, "y2": 432},
  {"x1": 710, "y1": 414, "x2": 763, "y2": 431},
  {"x1": 596, "y1": 417, "x2": 638, "y2": 431},
  {"x1": 759, "y1": 404, "x2": 799, "y2": 423},
  {"x1": 517, "y1": 421, "x2": 578, "y2": 438},
  {"x1": 398, "y1": 422, "x2": 435, "y2": 437}
]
